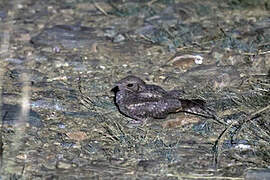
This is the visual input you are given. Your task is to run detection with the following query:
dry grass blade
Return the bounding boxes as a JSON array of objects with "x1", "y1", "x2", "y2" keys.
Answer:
[
  {"x1": 94, "y1": 2, "x2": 108, "y2": 16},
  {"x1": 213, "y1": 104, "x2": 270, "y2": 168}
]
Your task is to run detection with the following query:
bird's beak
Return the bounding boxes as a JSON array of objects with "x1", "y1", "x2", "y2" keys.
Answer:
[{"x1": 111, "y1": 84, "x2": 119, "y2": 93}]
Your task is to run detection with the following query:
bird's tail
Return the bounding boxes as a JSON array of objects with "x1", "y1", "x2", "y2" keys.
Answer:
[{"x1": 177, "y1": 99, "x2": 217, "y2": 119}]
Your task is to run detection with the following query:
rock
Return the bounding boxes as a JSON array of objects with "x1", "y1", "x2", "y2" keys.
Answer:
[
  {"x1": 66, "y1": 131, "x2": 87, "y2": 141},
  {"x1": 31, "y1": 24, "x2": 103, "y2": 50},
  {"x1": 56, "y1": 161, "x2": 72, "y2": 169}
]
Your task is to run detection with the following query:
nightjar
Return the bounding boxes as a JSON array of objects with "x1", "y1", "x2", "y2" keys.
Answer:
[{"x1": 111, "y1": 75, "x2": 215, "y2": 123}]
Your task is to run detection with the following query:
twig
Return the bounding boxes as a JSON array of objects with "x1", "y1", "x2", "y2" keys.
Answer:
[
  {"x1": 212, "y1": 104, "x2": 270, "y2": 168},
  {"x1": 250, "y1": 104, "x2": 270, "y2": 118},
  {"x1": 147, "y1": 0, "x2": 159, "y2": 6},
  {"x1": 94, "y1": 2, "x2": 108, "y2": 16}
]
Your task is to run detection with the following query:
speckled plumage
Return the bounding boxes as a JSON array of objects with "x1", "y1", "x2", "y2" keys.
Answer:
[{"x1": 112, "y1": 75, "x2": 213, "y2": 123}]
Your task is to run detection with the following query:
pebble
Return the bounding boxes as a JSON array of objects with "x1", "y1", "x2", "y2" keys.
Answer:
[{"x1": 56, "y1": 161, "x2": 72, "y2": 169}]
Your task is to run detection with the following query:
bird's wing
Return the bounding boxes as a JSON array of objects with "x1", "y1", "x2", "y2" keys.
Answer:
[
  {"x1": 126, "y1": 98, "x2": 182, "y2": 119},
  {"x1": 136, "y1": 91, "x2": 164, "y2": 100},
  {"x1": 136, "y1": 85, "x2": 167, "y2": 101}
]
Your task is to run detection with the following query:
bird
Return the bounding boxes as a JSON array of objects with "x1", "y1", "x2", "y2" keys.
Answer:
[{"x1": 111, "y1": 75, "x2": 215, "y2": 124}]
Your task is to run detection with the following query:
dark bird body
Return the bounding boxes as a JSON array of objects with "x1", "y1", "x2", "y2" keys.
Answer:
[{"x1": 112, "y1": 76, "x2": 214, "y2": 123}]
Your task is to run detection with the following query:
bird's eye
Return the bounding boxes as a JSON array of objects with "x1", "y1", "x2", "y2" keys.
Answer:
[{"x1": 127, "y1": 83, "x2": 134, "y2": 87}]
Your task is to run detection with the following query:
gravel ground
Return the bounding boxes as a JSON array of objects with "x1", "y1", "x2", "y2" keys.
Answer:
[{"x1": 0, "y1": 0, "x2": 269, "y2": 179}]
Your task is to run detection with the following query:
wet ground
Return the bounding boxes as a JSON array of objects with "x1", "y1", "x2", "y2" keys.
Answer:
[{"x1": 0, "y1": 0, "x2": 270, "y2": 179}]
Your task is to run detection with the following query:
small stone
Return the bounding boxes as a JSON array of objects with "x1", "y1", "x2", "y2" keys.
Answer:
[
  {"x1": 172, "y1": 57, "x2": 194, "y2": 70},
  {"x1": 113, "y1": 34, "x2": 125, "y2": 43},
  {"x1": 47, "y1": 76, "x2": 67, "y2": 82},
  {"x1": 159, "y1": 76, "x2": 166, "y2": 80},
  {"x1": 16, "y1": 154, "x2": 27, "y2": 160},
  {"x1": 104, "y1": 29, "x2": 117, "y2": 38},
  {"x1": 66, "y1": 131, "x2": 87, "y2": 141},
  {"x1": 170, "y1": 54, "x2": 203, "y2": 69},
  {"x1": 194, "y1": 55, "x2": 203, "y2": 64},
  {"x1": 100, "y1": 65, "x2": 106, "y2": 70},
  {"x1": 17, "y1": 4, "x2": 24, "y2": 9},
  {"x1": 56, "y1": 161, "x2": 72, "y2": 169},
  {"x1": 53, "y1": 46, "x2": 61, "y2": 53},
  {"x1": 58, "y1": 123, "x2": 66, "y2": 129},
  {"x1": 55, "y1": 61, "x2": 69, "y2": 68}
]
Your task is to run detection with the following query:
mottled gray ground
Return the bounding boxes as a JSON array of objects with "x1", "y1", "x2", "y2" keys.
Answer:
[{"x1": 0, "y1": 0, "x2": 269, "y2": 179}]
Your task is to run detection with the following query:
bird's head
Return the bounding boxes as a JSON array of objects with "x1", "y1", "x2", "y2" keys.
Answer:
[{"x1": 111, "y1": 75, "x2": 146, "y2": 93}]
